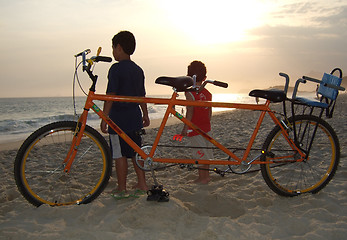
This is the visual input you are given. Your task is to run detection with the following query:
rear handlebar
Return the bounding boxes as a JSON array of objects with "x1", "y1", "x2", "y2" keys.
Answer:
[
  {"x1": 212, "y1": 80, "x2": 228, "y2": 88},
  {"x1": 279, "y1": 72, "x2": 290, "y2": 96},
  {"x1": 198, "y1": 80, "x2": 228, "y2": 93}
]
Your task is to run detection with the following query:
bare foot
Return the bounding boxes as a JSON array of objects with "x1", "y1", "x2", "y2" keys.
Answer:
[
  {"x1": 106, "y1": 187, "x2": 127, "y2": 194},
  {"x1": 193, "y1": 178, "x2": 210, "y2": 185},
  {"x1": 132, "y1": 183, "x2": 149, "y2": 191}
]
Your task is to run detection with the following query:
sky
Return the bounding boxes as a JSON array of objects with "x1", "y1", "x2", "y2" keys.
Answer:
[{"x1": 0, "y1": 0, "x2": 346, "y2": 98}]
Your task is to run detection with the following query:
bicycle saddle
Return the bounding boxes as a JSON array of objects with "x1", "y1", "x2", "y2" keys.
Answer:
[
  {"x1": 249, "y1": 89, "x2": 286, "y2": 103},
  {"x1": 155, "y1": 76, "x2": 193, "y2": 92}
]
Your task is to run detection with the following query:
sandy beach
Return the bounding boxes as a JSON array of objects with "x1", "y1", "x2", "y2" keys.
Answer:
[{"x1": 1, "y1": 94, "x2": 346, "y2": 240}]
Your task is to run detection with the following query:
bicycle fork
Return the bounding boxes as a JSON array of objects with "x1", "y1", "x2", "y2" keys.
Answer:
[{"x1": 63, "y1": 111, "x2": 89, "y2": 173}]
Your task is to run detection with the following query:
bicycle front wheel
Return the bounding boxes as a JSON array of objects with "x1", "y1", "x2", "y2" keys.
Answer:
[
  {"x1": 261, "y1": 115, "x2": 340, "y2": 196},
  {"x1": 14, "y1": 121, "x2": 112, "y2": 207}
]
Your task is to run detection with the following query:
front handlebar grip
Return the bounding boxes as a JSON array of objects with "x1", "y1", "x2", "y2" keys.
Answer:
[
  {"x1": 213, "y1": 81, "x2": 228, "y2": 88},
  {"x1": 94, "y1": 56, "x2": 112, "y2": 62}
]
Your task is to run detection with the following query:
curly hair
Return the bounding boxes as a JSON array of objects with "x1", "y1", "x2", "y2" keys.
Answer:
[{"x1": 187, "y1": 61, "x2": 207, "y2": 83}]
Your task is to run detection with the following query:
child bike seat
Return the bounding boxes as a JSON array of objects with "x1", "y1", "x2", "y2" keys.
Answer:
[
  {"x1": 155, "y1": 76, "x2": 193, "y2": 92},
  {"x1": 249, "y1": 89, "x2": 286, "y2": 103}
]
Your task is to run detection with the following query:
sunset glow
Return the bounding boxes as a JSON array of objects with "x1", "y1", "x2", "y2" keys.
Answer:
[
  {"x1": 0, "y1": 0, "x2": 346, "y2": 98},
  {"x1": 161, "y1": 0, "x2": 270, "y2": 45}
]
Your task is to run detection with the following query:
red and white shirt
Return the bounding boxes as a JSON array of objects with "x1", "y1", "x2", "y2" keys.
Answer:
[{"x1": 187, "y1": 88, "x2": 212, "y2": 137}]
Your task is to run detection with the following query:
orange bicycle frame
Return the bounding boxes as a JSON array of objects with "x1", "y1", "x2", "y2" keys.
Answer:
[{"x1": 63, "y1": 89, "x2": 305, "y2": 172}]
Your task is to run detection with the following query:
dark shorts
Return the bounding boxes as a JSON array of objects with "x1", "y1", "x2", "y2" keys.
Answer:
[{"x1": 109, "y1": 131, "x2": 142, "y2": 159}]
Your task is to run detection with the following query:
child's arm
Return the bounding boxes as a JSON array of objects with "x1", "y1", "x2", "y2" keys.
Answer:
[
  {"x1": 209, "y1": 95, "x2": 212, "y2": 121},
  {"x1": 100, "y1": 93, "x2": 115, "y2": 133},
  {"x1": 140, "y1": 102, "x2": 150, "y2": 127},
  {"x1": 181, "y1": 92, "x2": 194, "y2": 136}
]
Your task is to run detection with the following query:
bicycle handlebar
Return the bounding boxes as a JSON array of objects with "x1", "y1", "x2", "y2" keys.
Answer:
[
  {"x1": 75, "y1": 49, "x2": 91, "y2": 57},
  {"x1": 279, "y1": 72, "x2": 290, "y2": 96},
  {"x1": 74, "y1": 48, "x2": 113, "y2": 72},
  {"x1": 90, "y1": 56, "x2": 113, "y2": 63},
  {"x1": 197, "y1": 80, "x2": 228, "y2": 93},
  {"x1": 212, "y1": 80, "x2": 228, "y2": 88},
  {"x1": 74, "y1": 47, "x2": 113, "y2": 92}
]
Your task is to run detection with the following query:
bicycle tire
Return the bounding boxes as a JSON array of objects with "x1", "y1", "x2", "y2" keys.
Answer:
[
  {"x1": 14, "y1": 121, "x2": 112, "y2": 207},
  {"x1": 261, "y1": 115, "x2": 340, "y2": 196}
]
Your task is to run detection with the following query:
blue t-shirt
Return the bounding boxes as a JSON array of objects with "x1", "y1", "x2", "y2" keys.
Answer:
[{"x1": 106, "y1": 60, "x2": 146, "y2": 133}]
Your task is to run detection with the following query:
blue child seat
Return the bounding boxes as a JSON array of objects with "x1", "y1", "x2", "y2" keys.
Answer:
[
  {"x1": 295, "y1": 68, "x2": 342, "y2": 108},
  {"x1": 294, "y1": 96, "x2": 329, "y2": 108},
  {"x1": 317, "y1": 72, "x2": 342, "y2": 100},
  {"x1": 293, "y1": 68, "x2": 343, "y2": 118}
]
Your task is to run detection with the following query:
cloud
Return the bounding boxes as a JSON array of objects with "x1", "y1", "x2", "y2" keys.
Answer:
[
  {"x1": 314, "y1": 5, "x2": 347, "y2": 32},
  {"x1": 244, "y1": 2, "x2": 347, "y2": 73}
]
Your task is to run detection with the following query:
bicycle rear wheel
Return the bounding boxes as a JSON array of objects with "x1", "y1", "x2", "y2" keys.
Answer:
[
  {"x1": 14, "y1": 121, "x2": 112, "y2": 207},
  {"x1": 261, "y1": 115, "x2": 339, "y2": 196}
]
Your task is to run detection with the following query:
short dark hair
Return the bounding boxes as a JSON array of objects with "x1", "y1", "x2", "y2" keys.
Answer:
[
  {"x1": 112, "y1": 31, "x2": 136, "y2": 55},
  {"x1": 187, "y1": 61, "x2": 207, "y2": 83}
]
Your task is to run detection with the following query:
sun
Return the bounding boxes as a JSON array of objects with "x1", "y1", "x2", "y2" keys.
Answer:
[{"x1": 160, "y1": 0, "x2": 268, "y2": 45}]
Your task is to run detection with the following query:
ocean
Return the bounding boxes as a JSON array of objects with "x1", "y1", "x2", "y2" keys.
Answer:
[{"x1": 0, "y1": 93, "x2": 285, "y2": 144}]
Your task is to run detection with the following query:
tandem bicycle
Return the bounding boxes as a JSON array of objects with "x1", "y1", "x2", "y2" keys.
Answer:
[{"x1": 14, "y1": 48, "x2": 345, "y2": 206}]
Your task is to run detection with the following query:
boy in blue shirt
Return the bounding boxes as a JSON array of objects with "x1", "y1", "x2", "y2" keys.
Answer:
[{"x1": 101, "y1": 31, "x2": 150, "y2": 196}]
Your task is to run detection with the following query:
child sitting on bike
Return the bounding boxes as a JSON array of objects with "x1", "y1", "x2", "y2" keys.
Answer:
[
  {"x1": 100, "y1": 31, "x2": 150, "y2": 197},
  {"x1": 181, "y1": 61, "x2": 213, "y2": 184}
]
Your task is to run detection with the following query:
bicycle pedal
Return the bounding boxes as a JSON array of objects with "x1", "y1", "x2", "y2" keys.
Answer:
[
  {"x1": 187, "y1": 164, "x2": 194, "y2": 171},
  {"x1": 266, "y1": 151, "x2": 275, "y2": 158},
  {"x1": 262, "y1": 150, "x2": 275, "y2": 158},
  {"x1": 213, "y1": 168, "x2": 225, "y2": 177}
]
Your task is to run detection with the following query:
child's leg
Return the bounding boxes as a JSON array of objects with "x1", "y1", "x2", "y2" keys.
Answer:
[
  {"x1": 131, "y1": 157, "x2": 148, "y2": 190},
  {"x1": 115, "y1": 156, "x2": 128, "y2": 191},
  {"x1": 197, "y1": 165, "x2": 211, "y2": 184},
  {"x1": 109, "y1": 134, "x2": 129, "y2": 192},
  {"x1": 190, "y1": 134, "x2": 213, "y2": 184}
]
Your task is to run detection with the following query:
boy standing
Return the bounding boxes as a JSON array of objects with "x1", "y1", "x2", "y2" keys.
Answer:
[
  {"x1": 101, "y1": 31, "x2": 150, "y2": 195},
  {"x1": 181, "y1": 61, "x2": 213, "y2": 184}
]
